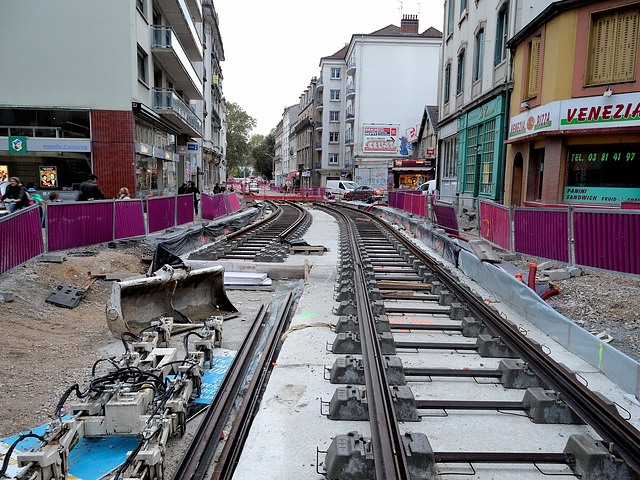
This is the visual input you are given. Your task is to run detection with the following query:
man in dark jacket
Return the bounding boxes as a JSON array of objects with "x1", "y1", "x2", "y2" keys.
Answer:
[
  {"x1": 77, "y1": 174, "x2": 106, "y2": 201},
  {"x1": 186, "y1": 180, "x2": 200, "y2": 215},
  {"x1": 1, "y1": 176, "x2": 30, "y2": 212}
]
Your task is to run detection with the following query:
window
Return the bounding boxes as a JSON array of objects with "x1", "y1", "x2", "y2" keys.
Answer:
[
  {"x1": 137, "y1": 50, "x2": 148, "y2": 84},
  {"x1": 444, "y1": 63, "x2": 451, "y2": 103},
  {"x1": 479, "y1": 119, "x2": 496, "y2": 195},
  {"x1": 442, "y1": 136, "x2": 458, "y2": 179},
  {"x1": 495, "y1": 5, "x2": 509, "y2": 65},
  {"x1": 456, "y1": 49, "x2": 465, "y2": 94},
  {"x1": 474, "y1": 29, "x2": 484, "y2": 81},
  {"x1": 329, "y1": 153, "x2": 339, "y2": 164},
  {"x1": 460, "y1": 0, "x2": 467, "y2": 14},
  {"x1": 330, "y1": 89, "x2": 340, "y2": 101},
  {"x1": 329, "y1": 132, "x2": 339, "y2": 143},
  {"x1": 586, "y1": 6, "x2": 639, "y2": 86},
  {"x1": 525, "y1": 35, "x2": 541, "y2": 99},
  {"x1": 136, "y1": 0, "x2": 144, "y2": 13},
  {"x1": 329, "y1": 111, "x2": 340, "y2": 122},
  {"x1": 465, "y1": 125, "x2": 478, "y2": 193},
  {"x1": 447, "y1": 0, "x2": 455, "y2": 35},
  {"x1": 331, "y1": 68, "x2": 341, "y2": 79}
]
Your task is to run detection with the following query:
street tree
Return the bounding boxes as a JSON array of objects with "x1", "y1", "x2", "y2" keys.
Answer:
[
  {"x1": 250, "y1": 129, "x2": 276, "y2": 180},
  {"x1": 225, "y1": 102, "x2": 256, "y2": 176}
]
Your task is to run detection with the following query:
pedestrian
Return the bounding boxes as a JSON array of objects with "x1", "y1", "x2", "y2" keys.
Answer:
[
  {"x1": 117, "y1": 187, "x2": 131, "y2": 199},
  {"x1": 42, "y1": 192, "x2": 62, "y2": 228},
  {"x1": 213, "y1": 183, "x2": 221, "y2": 194},
  {"x1": 178, "y1": 183, "x2": 187, "y2": 194},
  {"x1": 186, "y1": 180, "x2": 200, "y2": 215},
  {"x1": 1, "y1": 177, "x2": 30, "y2": 212},
  {"x1": 77, "y1": 174, "x2": 106, "y2": 201}
]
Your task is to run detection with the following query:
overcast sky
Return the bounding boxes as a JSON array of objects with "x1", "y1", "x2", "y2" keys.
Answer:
[{"x1": 214, "y1": 1, "x2": 445, "y2": 136}]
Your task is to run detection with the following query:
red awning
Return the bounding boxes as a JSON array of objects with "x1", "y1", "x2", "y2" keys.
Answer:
[{"x1": 285, "y1": 171, "x2": 298, "y2": 181}]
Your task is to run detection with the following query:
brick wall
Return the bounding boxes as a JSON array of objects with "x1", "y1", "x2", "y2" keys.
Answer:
[{"x1": 91, "y1": 110, "x2": 136, "y2": 199}]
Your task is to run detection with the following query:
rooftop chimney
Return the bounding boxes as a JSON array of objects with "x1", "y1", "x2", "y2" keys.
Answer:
[{"x1": 401, "y1": 14, "x2": 419, "y2": 34}]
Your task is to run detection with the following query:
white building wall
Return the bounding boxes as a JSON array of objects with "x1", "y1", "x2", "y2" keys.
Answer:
[
  {"x1": 0, "y1": 0, "x2": 135, "y2": 110},
  {"x1": 352, "y1": 36, "x2": 441, "y2": 167}
]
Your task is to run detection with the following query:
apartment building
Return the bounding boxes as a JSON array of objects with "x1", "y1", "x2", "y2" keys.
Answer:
[
  {"x1": 437, "y1": 0, "x2": 556, "y2": 202},
  {"x1": 505, "y1": 0, "x2": 640, "y2": 206},
  {"x1": 312, "y1": 16, "x2": 442, "y2": 190},
  {"x1": 274, "y1": 121, "x2": 284, "y2": 185},
  {"x1": 0, "y1": 0, "x2": 225, "y2": 198},
  {"x1": 280, "y1": 104, "x2": 300, "y2": 185},
  {"x1": 292, "y1": 79, "x2": 317, "y2": 188}
]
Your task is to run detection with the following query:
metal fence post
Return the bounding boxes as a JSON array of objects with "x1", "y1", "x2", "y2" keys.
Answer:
[
  {"x1": 509, "y1": 205, "x2": 514, "y2": 253},
  {"x1": 568, "y1": 205, "x2": 574, "y2": 266}
]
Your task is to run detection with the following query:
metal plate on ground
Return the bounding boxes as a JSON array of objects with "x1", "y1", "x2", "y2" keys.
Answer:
[{"x1": 45, "y1": 284, "x2": 87, "y2": 309}]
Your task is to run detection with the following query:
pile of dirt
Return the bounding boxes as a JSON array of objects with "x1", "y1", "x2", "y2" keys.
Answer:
[{"x1": 0, "y1": 244, "x2": 152, "y2": 438}]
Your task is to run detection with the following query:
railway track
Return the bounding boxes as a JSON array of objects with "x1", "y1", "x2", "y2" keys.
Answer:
[
  {"x1": 194, "y1": 201, "x2": 311, "y2": 262},
  {"x1": 165, "y1": 201, "x2": 640, "y2": 479}
]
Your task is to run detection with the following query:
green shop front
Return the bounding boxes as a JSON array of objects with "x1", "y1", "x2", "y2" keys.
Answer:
[{"x1": 456, "y1": 95, "x2": 505, "y2": 200}]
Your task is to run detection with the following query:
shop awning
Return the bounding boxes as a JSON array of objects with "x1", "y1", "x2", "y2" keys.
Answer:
[{"x1": 285, "y1": 171, "x2": 298, "y2": 181}]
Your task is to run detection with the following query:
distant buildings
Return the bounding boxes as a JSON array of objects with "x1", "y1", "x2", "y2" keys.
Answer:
[
  {"x1": 279, "y1": 15, "x2": 443, "y2": 190},
  {"x1": 0, "y1": 0, "x2": 226, "y2": 198}
]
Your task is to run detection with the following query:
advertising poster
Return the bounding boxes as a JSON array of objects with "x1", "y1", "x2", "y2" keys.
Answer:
[
  {"x1": 39, "y1": 166, "x2": 58, "y2": 187},
  {"x1": 0, "y1": 165, "x2": 7, "y2": 182},
  {"x1": 363, "y1": 125, "x2": 398, "y2": 153}
]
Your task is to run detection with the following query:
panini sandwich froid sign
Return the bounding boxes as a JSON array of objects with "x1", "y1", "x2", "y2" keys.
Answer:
[{"x1": 363, "y1": 125, "x2": 398, "y2": 153}]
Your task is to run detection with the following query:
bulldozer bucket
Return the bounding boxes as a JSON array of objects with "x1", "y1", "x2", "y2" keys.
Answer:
[{"x1": 106, "y1": 264, "x2": 238, "y2": 337}]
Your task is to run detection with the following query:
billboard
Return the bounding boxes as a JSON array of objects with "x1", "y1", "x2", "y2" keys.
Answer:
[{"x1": 363, "y1": 125, "x2": 398, "y2": 153}]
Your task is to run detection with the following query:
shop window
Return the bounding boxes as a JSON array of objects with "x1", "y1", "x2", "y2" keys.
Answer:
[
  {"x1": 525, "y1": 35, "x2": 541, "y2": 99},
  {"x1": 479, "y1": 119, "x2": 496, "y2": 195},
  {"x1": 586, "y1": 6, "x2": 639, "y2": 86},
  {"x1": 465, "y1": 125, "x2": 478, "y2": 193},
  {"x1": 535, "y1": 151, "x2": 545, "y2": 200}
]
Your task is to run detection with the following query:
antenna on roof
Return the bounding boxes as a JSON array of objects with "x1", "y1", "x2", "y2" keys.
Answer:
[{"x1": 397, "y1": 0, "x2": 403, "y2": 17}]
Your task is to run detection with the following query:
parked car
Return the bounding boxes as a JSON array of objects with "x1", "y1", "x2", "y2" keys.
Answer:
[
  {"x1": 326, "y1": 180, "x2": 359, "y2": 199},
  {"x1": 417, "y1": 180, "x2": 436, "y2": 195},
  {"x1": 345, "y1": 185, "x2": 384, "y2": 203}
]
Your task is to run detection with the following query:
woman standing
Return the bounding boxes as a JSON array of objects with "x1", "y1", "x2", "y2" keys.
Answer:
[{"x1": 186, "y1": 180, "x2": 200, "y2": 215}]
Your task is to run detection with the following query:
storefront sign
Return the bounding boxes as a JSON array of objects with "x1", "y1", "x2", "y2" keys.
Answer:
[
  {"x1": 508, "y1": 102, "x2": 560, "y2": 140},
  {"x1": 393, "y1": 158, "x2": 435, "y2": 168},
  {"x1": 426, "y1": 147, "x2": 435, "y2": 156},
  {"x1": 136, "y1": 143, "x2": 153, "y2": 156},
  {"x1": 467, "y1": 96, "x2": 504, "y2": 127},
  {"x1": 0, "y1": 165, "x2": 7, "y2": 181},
  {"x1": 564, "y1": 186, "x2": 640, "y2": 204},
  {"x1": 561, "y1": 92, "x2": 640, "y2": 130},
  {"x1": 187, "y1": 143, "x2": 199, "y2": 151},
  {"x1": 39, "y1": 166, "x2": 58, "y2": 187},
  {"x1": 508, "y1": 92, "x2": 640, "y2": 141},
  {"x1": 363, "y1": 125, "x2": 398, "y2": 153},
  {"x1": 29, "y1": 138, "x2": 91, "y2": 152},
  {"x1": 8, "y1": 136, "x2": 27, "y2": 154}
]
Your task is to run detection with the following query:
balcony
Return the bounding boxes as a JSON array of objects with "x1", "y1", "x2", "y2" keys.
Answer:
[
  {"x1": 210, "y1": 106, "x2": 221, "y2": 128},
  {"x1": 345, "y1": 134, "x2": 354, "y2": 145},
  {"x1": 347, "y1": 58, "x2": 356, "y2": 74},
  {"x1": 315, "y1": 142, "x2": 322, "y2": 150},
  {"x1": 152, "y1": 27, "x2": 203, "y2": 99},
  {"x1": 317, "y1": 76, "x2": 324, "y2": 90},
  {"x1": 153, "y1": 88, "x2": 203, "y2": 137},
  {"x1": 345, "y1": 107, "x2": 355, "y2": 122},
  {"x1": 346, "y1": 84, "x2": 356, "y2": 98},
  {"x1": 316, "y1": 100, "x2": 323, "y2": 110},
  {"x1": 154, "y1": 0, "x2": 203, "y2": 61},
  {"x1": 344, "y1": 157, "x2": 354, "y2": 169},
  {"x1": 315, "y1": 121, "x2": 323, "y2": 130}
]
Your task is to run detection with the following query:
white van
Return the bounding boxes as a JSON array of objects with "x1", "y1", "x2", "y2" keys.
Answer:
[{"x1": 326, "y1": 180, "x2": 359, "y2": 199}]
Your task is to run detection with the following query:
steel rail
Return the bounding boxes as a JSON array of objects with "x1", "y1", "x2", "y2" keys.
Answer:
[
  {"x1": 277, "y1": 201, "x2": 308, "y2": 242},
  {"x1": 225, "y1": 200, "x2": 282, "y2": 241},
  {"x1": 350, "y1": 204, "x2": 640, "y2": 474},
  {"x1": 171, "y1": 304, "x2": 270, "y2": 480},
  {"x1": 211, "y1": 291, "x2": 297, "y2": 480},
  {"x1": 341, "y1": 209, "x2": 411, "y2": 479}
]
